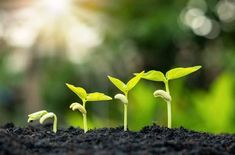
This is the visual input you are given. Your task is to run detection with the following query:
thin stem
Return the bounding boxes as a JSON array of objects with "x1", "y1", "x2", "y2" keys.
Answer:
[
  {"x1": 123, "y1": 92, "x2": 128, "y2": 131},
  {"x1": 124, "y1": 104, "x2": 128, "y2": 131},
  {"x1": 165, "y1": 80, "x2": 170, "y2": 93},
  {"x1": 167, "y1": 101, "x2": 171, "y2": 128},
  {"x1": 164, "y1": 80, "x2": 172, "y2": 128},
  {"x1": 53, "y1": 114, "x2": 57, "y2": 133},
  {"x1": 82, "y1": 100, "x2": 88, "y2": 133},
  {"x1": 83, "y1": 113, "x2": 88, "y2": 133}
]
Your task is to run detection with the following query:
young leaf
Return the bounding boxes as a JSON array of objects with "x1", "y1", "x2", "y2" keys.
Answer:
[
  {"x1": 66, "y1": 83, "x2": 87, "y2": 100},
  {"x1": 166, "y1": 66, "x2": 201, "y2": 80},
  {"x1": 126, "y1": 71, "x2": 145, "y2": 91},
  {"x1": 86, "y1": 92, "x2": 112, "y2": 101},
  {"x1": 108, "y1": 76, "x2": 127, "y2": 93},
  {"x1": 141, "y1": 70, "x2": 166, "y2": 82},
  {"x1": 27, "y1": 110, "x2": 48, "y2": 122}
]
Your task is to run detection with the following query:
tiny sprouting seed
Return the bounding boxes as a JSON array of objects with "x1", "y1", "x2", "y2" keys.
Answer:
[
  {"x1": 139, "y1": 66, "x2": 201, "y2": 128},
  {"x1": 114, "y1": 94, "x2": 128, "y2": 104},
  {"x1": 70, "y1": 102, "x2": 87, "y2": 114},
  {"x1": 27, "y1": 110, "x2": 57, "y2": 133},
  {"x1": 108, "y1": 71, "x2": 145, "y2": 131},
  {"x1": 153, "y1": 90, "x2": 171, "y2": 102},
  {"x1": 66, "y1": 83, "x2": 112, "y2": 133}
]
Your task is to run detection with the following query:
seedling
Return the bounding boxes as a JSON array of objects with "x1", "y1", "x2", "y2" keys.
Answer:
[
  {"x1": 27, "y1": 110, "x2": 57, "y2": 133},
  {"x1": 66, "y1": 83, "x2": 112, "y2": 133},
  {"x1": 108, "y1": 71, "x2": 145, "y2": 131},
  {"x1": 139, "y1": 66, "x2": 201, "y2": 128}
]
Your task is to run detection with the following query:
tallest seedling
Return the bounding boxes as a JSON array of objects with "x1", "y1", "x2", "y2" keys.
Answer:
[
  {"x1": 140, "y1": 66, "x2": 201, "y2": 128},
  {"x1": 108, "y1": 71, "x2": 144, "y2": 131}
]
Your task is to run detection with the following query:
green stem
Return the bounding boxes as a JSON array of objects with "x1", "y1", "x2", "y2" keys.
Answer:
[
  {"x1": 164, "y1": 80, "x2": 172, "y2": 128},
  {"x1": 83, "y1": 113, "x2": 88, "y2": 133},
  {"x1": 53, "y1": 114, "x2": 57, "y2": 133},
  {"x1": 167, "y1": 101, "x2": 171, "y2": 128},
  {"x1": 123, "y1": 92, "x2": 128, "y2": 131},
  {"x1": 165, "y1": 80, "x2": 170, "y2": 93},
  {"x1": 124, "y1": 104, "x2": 128, "y2": 131},
  {"x1": 83, "y1": 100, "x2": 88, "y2": 133}
]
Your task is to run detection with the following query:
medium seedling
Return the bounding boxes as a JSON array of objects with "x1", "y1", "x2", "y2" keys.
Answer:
[
  {"x1": 66, "y1": 83, "x2": 112, "y2": 133},
  {"x1": 27, "y1": 110, "x2": 57, "y2": 133},
  {"x1": 108, "y1": 71, "x2": 144, "y2": 131},
  {"x1": 140, "y1": 66, "x2": 201, "y2": 128}
]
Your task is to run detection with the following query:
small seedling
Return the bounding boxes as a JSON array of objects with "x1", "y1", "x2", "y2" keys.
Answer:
[
  {"x1": 108, "y1": 71, "x2": 145, "y2": 131},
  {"x1": 27, "y1": 110, "x2": 57, "y2": 133},
  {"x1": 66, "y1": 83, "x2": 112, "y2": 133},
  {"x1": 139, "y1": 66, "x2": 201, "y2": 128}
]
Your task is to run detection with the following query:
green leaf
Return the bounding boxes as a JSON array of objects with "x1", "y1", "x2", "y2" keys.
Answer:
[
  {"x1": 66, "y1": 83, "x2": 87, "y2": 100},
  {"x1": 166, "y1": 66, "x2": 201, "y2": 80},
  {"x1": 127, "y1": 71, "x2": 145, "y2": 91},
  {"x1": 86, "y1": 92, "x2": 112, "y2": 101},
  {"x1": 108, "y1": 76, "x2": 127, "y2": 93},
  {"x1": 28, "y1": 110, "x2": 48, "y2": 118},
  {"x1": 141, "y1": 70, "x2": 166, "y2": 82}
]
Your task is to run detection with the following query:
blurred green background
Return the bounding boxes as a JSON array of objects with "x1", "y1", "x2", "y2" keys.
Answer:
[{"x1": 0, "y1": 0, "x2": 235, "y2": 133}]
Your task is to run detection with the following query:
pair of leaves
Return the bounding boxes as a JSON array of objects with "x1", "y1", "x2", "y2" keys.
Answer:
[
  {"x1": 66, "y1": 83, "x2": 112, "y2": 102},
  {"x1": 142, "y1": 66, "x2": 201, "y2": 82},
  {"x1": 108, "y1": 71, "x2": 145, "y2": 94}
]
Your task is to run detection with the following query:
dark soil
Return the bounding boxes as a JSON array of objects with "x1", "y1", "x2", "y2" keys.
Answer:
[{"x1": 0, "y1": 123, "x2": 235, "y2": 155}]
